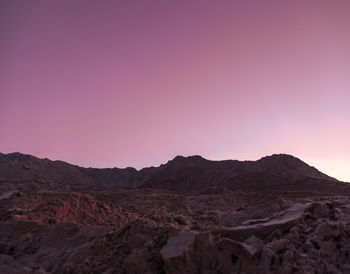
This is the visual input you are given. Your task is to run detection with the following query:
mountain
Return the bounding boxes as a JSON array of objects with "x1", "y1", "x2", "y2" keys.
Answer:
[
  {"x1": 0, "y1": 152, "x2": 346, "y2": 195},
  {"x1": 141, "y1": 154, "x2": 340, "y2": 193},
  {"x1": 0, "y1": 152, "x2": 156, "y2": 192}
]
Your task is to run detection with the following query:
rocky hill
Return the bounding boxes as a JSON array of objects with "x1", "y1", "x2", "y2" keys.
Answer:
[
  {"x1": 141, "y1": 154, "x2": 342, "y2": 193},
  {"x1": 0, "y1": 152, "x2": 155, "y2": 192}
]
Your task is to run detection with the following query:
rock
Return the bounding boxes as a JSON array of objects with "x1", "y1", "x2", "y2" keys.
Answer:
[
  {"x1": 244, "y1": 235, "x2": 264, "y2": 250},
  {"x1": 217, "y1": 203, "x2": 308, "y2": 242},
  {"x1": 313, "y1": 222, "x2": 340, "y2": 240},
  {"x1": 259, "y1": 248, "x2": 276, "y2": 273},
  {"x1": 216, "y1": 237, "x2": 257, "y2": 258},
  {"x1": 160, "y1": 231, "x2": 197, "y2": 273},
  {"x1": 309, "y1": 202, "x2": 330, "y2": 218},
  {"x1": 266, "y1": 228, "x2": 282, "y2": 241},
  {"x1": 0, "y1": 265, "x2": 29, "y2": 274},
  {"x1": 160, "y1": 232, "x2": 197, "y2": 260},
  {"x1": 265, "y1": 239, "x2": 289, "y2": 253}
]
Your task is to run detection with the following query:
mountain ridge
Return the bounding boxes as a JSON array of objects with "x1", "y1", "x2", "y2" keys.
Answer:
[
  {"x1": 0, "y1": 152, "x2": 343, "y2": 194},
  {"x1": 0, "y1": 151, "x2": 333, "y2": 175}
]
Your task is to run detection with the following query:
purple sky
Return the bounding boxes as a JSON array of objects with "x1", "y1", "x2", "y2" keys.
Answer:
[{"x1": 1, "y1": 1, "x2": 349, "y2": 181}]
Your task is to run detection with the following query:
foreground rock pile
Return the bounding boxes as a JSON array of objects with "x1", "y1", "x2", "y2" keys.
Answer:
[
  {"x1": 161, "y1": 199, "x2": 350, "y2": 273},
  {"x1": 1, "y1": 189, "x2": 350, "y2": 273}
]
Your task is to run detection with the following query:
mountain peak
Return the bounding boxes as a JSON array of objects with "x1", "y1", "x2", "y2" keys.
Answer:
[
  {"x1": 167, "y1": 155, "x2": 207, "y2": 166},
  {"x1": 260, "y1": 153, "x2": 301, "y2": 160},
  {"x1": 258, "y1": 153, "x2": 307, "y2": 167}
]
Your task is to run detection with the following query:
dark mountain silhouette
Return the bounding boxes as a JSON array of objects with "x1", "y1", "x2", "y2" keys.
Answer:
[
  {"x1": 141, "y1": 154, "x2": 340, "y2": 193},
  {"x1": 0, "y1": 152, "x2": 154, "y2": 192},
  {"x1": 0, "y1": 152, "x2": 346, "y2": 195}
]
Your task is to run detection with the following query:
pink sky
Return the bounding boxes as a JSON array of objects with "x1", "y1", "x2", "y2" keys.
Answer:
[{"x1": 1, "y1": 1, "x2": 349, "y2": 181}]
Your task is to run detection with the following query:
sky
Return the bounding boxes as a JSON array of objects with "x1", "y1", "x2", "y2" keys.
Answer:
[{"x1": 1, "y1": 0, "x2": 349, "y2": 182}]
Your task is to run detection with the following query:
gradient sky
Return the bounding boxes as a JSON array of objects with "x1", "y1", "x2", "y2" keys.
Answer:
[{"x1": 1, "y1": 1, "x2": 349, "y2": 181}]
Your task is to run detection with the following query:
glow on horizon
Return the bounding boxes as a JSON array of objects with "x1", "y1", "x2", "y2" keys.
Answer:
[
  {"x1": 1, "y1": 1, "x2": 349, "y2": 182},
  {"x1": 304, "y1": 158, "x2": 350, "y2": 183}
]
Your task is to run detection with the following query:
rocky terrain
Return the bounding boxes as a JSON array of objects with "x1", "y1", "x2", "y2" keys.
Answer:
[{"x1": 0, "y1": 152, "x2": 350, "y2": 273}]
